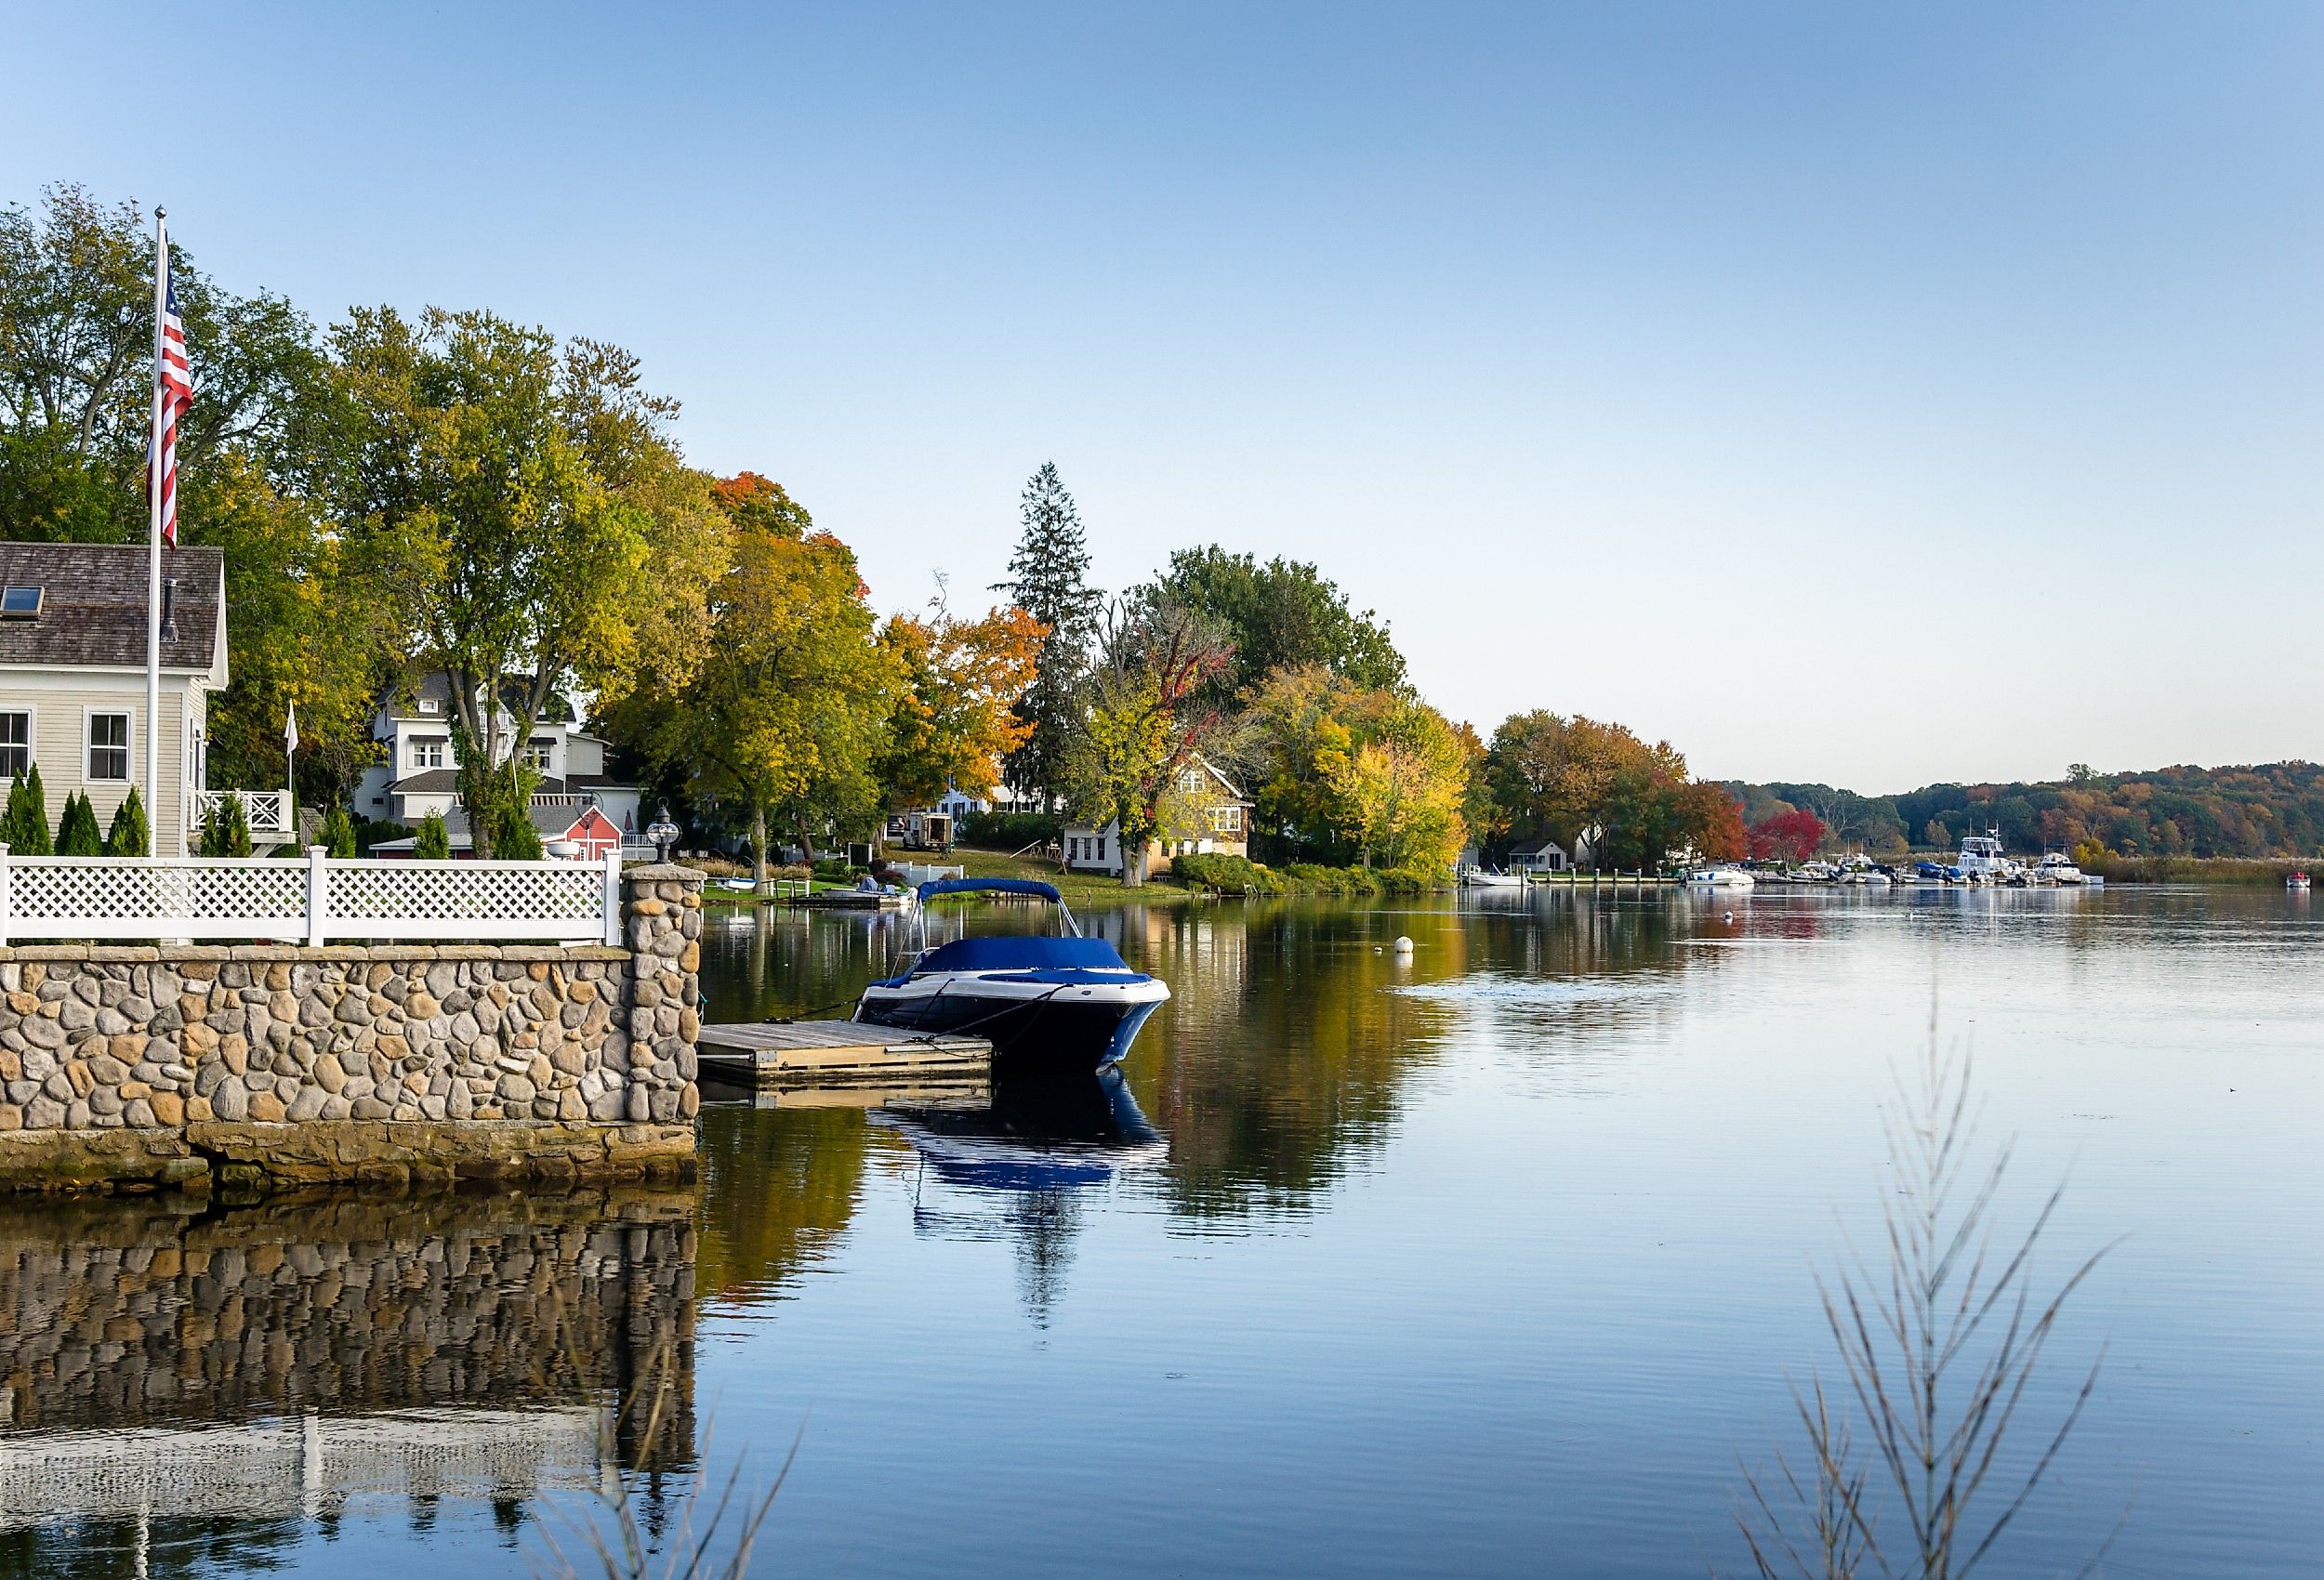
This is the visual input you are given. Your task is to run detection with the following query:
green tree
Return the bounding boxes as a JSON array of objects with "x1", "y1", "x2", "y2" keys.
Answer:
[
  {"x1": 994, "y1": 463, "x2": 1103, "y2": 810},
  {"x1": 199, "y1": 794, "x2": 252, "y2": 857},
  {"x1": 328, "y1": 305, "x2": 724, "y2": 856},
  {"x1": 54, "y1": 791, "x2": 103, "y2": 856},
  {"x1": 494, "y1": 802, "x2": 545, "y2": 860},
  {"x1": 1139, "y1": 546, "x2": 1406, "y2": 704},
  {"x1": 601, "y1": 474, "x2": 903, "y2": 881},
  {"x1": 322, "y1": 803, "x2": 358, "y2": 858},
  {"x1": 1327, "y1": 696, "x2": 1471, "y2": 873},
  {"x1": 415, "y1": 809, "x2": 453, "y2": 860},
  {"x1": 103, "y1": 787, "x2": 148, "y2": 857},
  {"x1": 1068, "y1": 599, "x2": 1234, "y2": 886},
  {"x1": 2, "y1": 766, "x2": 52, "y2": 854}
]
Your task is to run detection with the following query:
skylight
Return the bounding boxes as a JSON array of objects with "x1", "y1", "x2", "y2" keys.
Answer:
[{"x1": 0, "y1": 587, "x2": 42, "y2": 618}]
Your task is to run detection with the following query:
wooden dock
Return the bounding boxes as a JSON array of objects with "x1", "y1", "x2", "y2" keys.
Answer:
[{"x1": 695, "y1": 1019, "x2": 991, "y2": 1091}]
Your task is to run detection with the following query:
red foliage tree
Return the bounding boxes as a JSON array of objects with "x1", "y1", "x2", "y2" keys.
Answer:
[
  {"x1": 1750, "y1": 807, "x2": 1828, "y2": 863},
  {"x1": 1675, "y1": 783, "x2": 1750, "y2": 862}
]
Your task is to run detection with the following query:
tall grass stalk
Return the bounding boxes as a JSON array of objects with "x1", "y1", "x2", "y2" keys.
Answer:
[
  {"x1": 530, "y1": 1334, "x2": 795, "y2": 1580},
  {"x1": 1736, "y1": 1017, "x2": 2116, "y2": 1579}
]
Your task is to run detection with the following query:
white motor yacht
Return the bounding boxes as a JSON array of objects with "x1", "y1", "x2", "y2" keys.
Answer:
[
  {"x1": 2035, "y1": 851, "x2": 2086, "y2": 886},
  {"x1": 1956, "y1": 831, "x2": 2024, "y2": 885},
  {"x1": 1684, "y1": 867, "x2": 1755, "y2": 889}
]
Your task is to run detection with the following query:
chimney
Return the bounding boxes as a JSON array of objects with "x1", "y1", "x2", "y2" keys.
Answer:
[{"x1": 161, "y1": 577, "x2": 178, "y2": 644}]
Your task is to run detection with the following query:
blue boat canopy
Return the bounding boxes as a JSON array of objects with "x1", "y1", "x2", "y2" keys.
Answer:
[
  {"x1": 917, "y1": 877, "x2": 1063, "y2": 903},
  {"x1": 914, "y1": 936, "x2": 1133, "y2": 976}
]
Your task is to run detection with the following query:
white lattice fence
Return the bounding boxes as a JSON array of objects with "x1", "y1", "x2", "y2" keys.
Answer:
[{"x1": 0, "y1": 849, "x2": 621, "y2": 945}]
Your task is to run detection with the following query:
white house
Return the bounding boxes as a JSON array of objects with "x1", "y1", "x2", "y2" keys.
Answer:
[
  {"x1": 353, "y1": 671, "x2": 642, "y2": 844},
  {"x1": 0, "y1": 542, "x2": 237, "y2": 857},
  {"x1": 1506, "y1": 838, "x2": 1571, "y2": 874},
  {"x1": 1063, "y1": 754, "x2": 1253, "y2": 878}
]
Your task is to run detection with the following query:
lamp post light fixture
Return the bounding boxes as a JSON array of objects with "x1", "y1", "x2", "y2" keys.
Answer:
[{"x1": 645, "y1": 803, "x2": 681, "y2": 864}]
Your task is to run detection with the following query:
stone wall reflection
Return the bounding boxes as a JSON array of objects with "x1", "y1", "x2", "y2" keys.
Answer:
[{"x1": 0, "y1": 1188, "x2": 696, "y2": 1474}]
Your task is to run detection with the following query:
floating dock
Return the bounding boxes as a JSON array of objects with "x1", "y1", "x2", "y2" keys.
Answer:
[
  {"x1": 787, "y1": 890, "x2": 914, "y2": 911},
  {"x1": 695, "y1": 1019, "x2": 991, "y2": 1091}
]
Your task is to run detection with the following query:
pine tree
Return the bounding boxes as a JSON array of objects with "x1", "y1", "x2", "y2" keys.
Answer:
[
  {"x1": 994, "y1": 462, "x2": 1104, "y2": 810},
  {"x1": 104, "y1": 787, "x2": 149, "y2": 857},
  {"x1": 494, "y1": 801, "x2": 544, "y2": 860},
  {"x1": 55, "y1": 792, "x2": 103, "y2": 856},
  {"x1": 8, "y1": 764, "x2": 53, "y2": 855},
  {"x1": 415, "y1": 810, "x2": 452, "y2": 860}
]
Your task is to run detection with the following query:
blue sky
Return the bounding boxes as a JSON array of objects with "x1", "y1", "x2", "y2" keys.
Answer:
[{"x1": 7, "y1": 3, "x2": 2320, "y2": 789}]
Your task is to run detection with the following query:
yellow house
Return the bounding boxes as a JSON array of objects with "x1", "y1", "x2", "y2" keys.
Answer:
[
  {"x1": 0, "y1": 543, "x2": 228, "y2": 857},
  {"x1": 1063, "y1": 753, "x2": 1252, "y2": 877}
]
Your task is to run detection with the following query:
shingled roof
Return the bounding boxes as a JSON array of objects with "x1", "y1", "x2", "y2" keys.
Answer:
[{"x1": 0, "y1": 542, "x2": 225, "y2": 672}]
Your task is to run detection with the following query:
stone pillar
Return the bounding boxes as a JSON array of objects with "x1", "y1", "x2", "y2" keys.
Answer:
[{"x1": 620, "y1": 865, "x2": 704, "y2": 1126}]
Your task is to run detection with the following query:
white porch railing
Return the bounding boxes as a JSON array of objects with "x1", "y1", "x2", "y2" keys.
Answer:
[
  {"x1": 0, "y1": 847, "x2": 623, "y2": 946},
  {"x1": 195, "y1": 788, "x2": 297, "y2": 841}
]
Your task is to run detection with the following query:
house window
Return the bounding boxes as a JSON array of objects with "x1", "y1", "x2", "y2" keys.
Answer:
[
  {"x1": 411, "y1": 738, "x2": 445, "y2": 770},
  {"x1": 525, "y1": 739, "x2": 554, "y2": 772},
  {"x1": 1179, "y1": 767, "x2": 1204, "y2": 796},
  {"x1": 1209, "y1": 806, "x2": 1243, "y2": 834},
  {"x1": 86, "y1": 712, "x2": 129, "y2": 782},
  {"x1": 0, "y1": 711, "x2": 27, "y2": 779}
]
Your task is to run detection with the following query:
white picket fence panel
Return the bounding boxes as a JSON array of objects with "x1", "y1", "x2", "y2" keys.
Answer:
[{"x1": 0, "y1": 848, "x2": 623, "y2": 946}]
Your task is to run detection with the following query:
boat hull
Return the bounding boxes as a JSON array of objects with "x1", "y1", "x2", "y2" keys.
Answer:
[{"x1": 854, "y1": 981, "x2": 1166, "y2": 1069}]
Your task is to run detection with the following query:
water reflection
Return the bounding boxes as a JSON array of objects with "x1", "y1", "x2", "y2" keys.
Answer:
[{"x1": 0, "y1": 1188, "x2": 695, "y2": 1571}]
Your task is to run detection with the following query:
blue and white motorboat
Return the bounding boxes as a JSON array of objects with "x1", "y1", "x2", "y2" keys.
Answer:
[{"x1": 853, "y1": 878, "x2": 1171, "y2": 1070}]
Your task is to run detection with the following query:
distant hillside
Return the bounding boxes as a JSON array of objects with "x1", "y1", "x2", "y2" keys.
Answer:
[{"x1": 1724, "y1": 761, "x2": 2324, "y2": 859}]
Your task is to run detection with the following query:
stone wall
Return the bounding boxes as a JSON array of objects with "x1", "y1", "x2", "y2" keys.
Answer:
[{"x1": 0, "y1": 864, "x2": 705, "y2": 1191}]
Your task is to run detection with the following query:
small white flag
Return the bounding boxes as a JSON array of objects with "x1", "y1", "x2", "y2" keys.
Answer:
[{"x1": 284, "y1": 699, "x2": 299, "y2": 754}]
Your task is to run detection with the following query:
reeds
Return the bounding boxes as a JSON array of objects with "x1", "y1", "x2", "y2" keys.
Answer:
[
  {"x1": 1735, "y1": 1016, "x2": 2115, "y2": 1579},
  {"x1": 529, "y1": 1333, "x2": 794, "y2": 1580}
]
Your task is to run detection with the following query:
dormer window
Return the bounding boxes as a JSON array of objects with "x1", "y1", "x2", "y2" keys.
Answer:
[{"x1": 416, "y1": 697, "x2": 440, "y2": 714}]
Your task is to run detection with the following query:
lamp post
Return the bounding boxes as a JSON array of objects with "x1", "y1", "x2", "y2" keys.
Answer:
[{"x1": 645, "y1": 803, "x2": 680, "y2": 864}]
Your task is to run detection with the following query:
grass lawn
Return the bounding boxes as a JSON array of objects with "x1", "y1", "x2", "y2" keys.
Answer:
[{"x1": 949, "y1": 848, "x2": 1198, "y2": 905}]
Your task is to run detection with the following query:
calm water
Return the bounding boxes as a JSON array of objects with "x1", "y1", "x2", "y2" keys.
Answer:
[{"x1": 3, "y1": 886, "x2": 2319, "y2": 1576}]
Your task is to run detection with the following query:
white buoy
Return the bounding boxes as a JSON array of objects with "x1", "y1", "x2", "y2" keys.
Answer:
[{"x1": 1393, "y1": 935, "x2": 1415, "y2": 955}]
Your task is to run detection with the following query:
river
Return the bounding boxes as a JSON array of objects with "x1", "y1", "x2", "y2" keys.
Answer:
[{"x1": 1, "y1": 885, "x2": 2317, "y2": 1576}]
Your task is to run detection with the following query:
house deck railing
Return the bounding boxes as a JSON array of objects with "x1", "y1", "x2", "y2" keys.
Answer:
[
  {"x1": 195, "y1": 788, "x2": 297, "y2": 841},
  {"x1": 0, "y1": 847, "x2": 624, "y2": 947}
]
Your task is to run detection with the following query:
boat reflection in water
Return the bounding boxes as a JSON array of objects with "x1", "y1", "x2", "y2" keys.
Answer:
[
  {"x1": 870, "y1": 1068, "x2": 1167, "y2": 1323},
  {"x1": 872, "y1": 1066, "x2": 1167, "y2": 1194}
]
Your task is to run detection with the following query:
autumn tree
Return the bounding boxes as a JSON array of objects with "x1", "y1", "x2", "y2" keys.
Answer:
[
  {"x1": 602, "y1": 474, "x2": 903, "y2": 882},
  {"x1": 875, "y1": 601, "x2": 1047, "y2": 812},
  {"x1": 994, "y1": 463, "x2": 1103, "y2": 810},
  {"x1": 1068, "y1": 599, "x2": 1234, "y2": 886},
  {"x1": 1328, "y1": 695, "x2": 1471, "y2": 872},
  {"x1": 1749, "y1": 807, "x2": 1829, "y2": 863},
  {"x1": 1238, "y1": 665, "x2": 1470, "y2": 871},
  {"x1": 1483, "y1": 712, "x2": 1684, "y2": 861},
  {"x1": 330, "y1": 307, "x2": 723, "y2": 855}
]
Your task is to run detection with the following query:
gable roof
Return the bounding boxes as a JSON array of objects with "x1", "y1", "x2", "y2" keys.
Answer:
[
  {"x1": 382, "y1": 669, "x2": 577, "y2": 724},
  {"x1": 1187, "y1": 752, "x2": 1249, "y2": 803},
  {"x1": 0, "y1": 543, "x2": 225, "y2": 673}
]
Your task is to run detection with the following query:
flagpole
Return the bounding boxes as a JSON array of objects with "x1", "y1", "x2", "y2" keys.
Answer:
[{"x1": 146, "y1": 208, "x2": 167, "y2": 853}]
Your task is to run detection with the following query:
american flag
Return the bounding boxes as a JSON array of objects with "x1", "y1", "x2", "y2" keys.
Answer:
[{"x1": 153, "y1": 276, "x2": 192, "y2": 546}]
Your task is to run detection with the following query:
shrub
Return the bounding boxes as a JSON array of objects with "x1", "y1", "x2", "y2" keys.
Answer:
[
  {"x1": 1171, "y1": 852, "x2": 1283, "y2": 894},
  {"x1": 54, "y1": 791, "x2": 103, "y2": 856},
  {"x1": 957, "y1": 810, "x2": 1061, "y2": 851},
  {"x1": 3, "y1": 766, "x2": 52, "y2": 854},
  {"x1": 104, "y1": 788, "x2": 149, "y2": 857},
  {"x1": 321, "y1": 804, "x2": 359, "y2": 858},
  {"x1": 199, "y1": 795, "x2": 253, "y2": 857},
  {"x1": 415, "y1": 810, "x2": 452, "y2": 861},
  {"x1": 1170, "y1": 853, "x2": 1450, "y2": 896},
  {"x1": 494, "y1": 803, "x2": 545, "y2": 861},
  {"x1": 357, "y1": 818, "x2": 411, "y2": 855}
]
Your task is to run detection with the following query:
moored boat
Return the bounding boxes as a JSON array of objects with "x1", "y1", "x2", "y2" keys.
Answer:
[
  {"x1": 2291, "y1": 872, "x2": 2312, "y2": 892},
  {"x1": 1684, "y1": 866, "x2": 1755, "y2": 889},
  {"x1": 2036, "y1": 851, "x2": 2086, "y2": 886},
  {"x1": 1459, "y1": 868, "x2": 1526, "y2": 888},
  {"x1": 853, "y1": 878, "x2": 1170, "y2": 1071}
]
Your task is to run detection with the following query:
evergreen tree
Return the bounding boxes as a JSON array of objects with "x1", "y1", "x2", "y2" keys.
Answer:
[
  {"x1": 494, "y1": 802, "x2": 545, "y2": 861},
  {"x1": 55, "y1": 792, "x2": 103, "y2": 856},
  {"x1": 415, "y1": 810, "x2": 452, "y2": 860},
  {"x1": 200, "y1": 796, "x2": 252, "y2": 857},
  {"x1": 104, "y1": 787, "x2": 149, "y2": 857},
  {"x1": 993, "y1": 462, "x2": 1103, "y2": 810},
  {"x1": 6, "y1": 765, "x2": 53, "y2": 854},
  {"x1": 323, "y1": 803, "x2": 358, "y2": 858}
]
